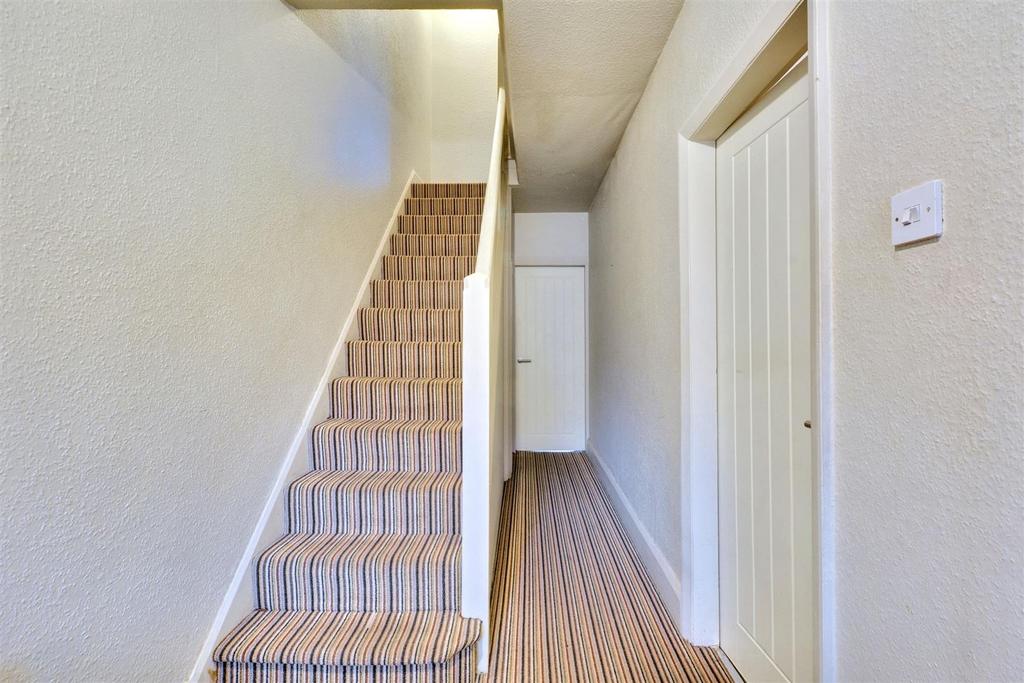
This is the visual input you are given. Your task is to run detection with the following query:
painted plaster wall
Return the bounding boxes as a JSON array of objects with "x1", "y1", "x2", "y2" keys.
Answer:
[
  {"x1": 513, "y1": 212, "x2": 589, "y2": 266},
  {"x1": 430, "y1": 10, "x2": 499, "y2": 181},
  {"x1": 591, "y1": 0, "x2": 1023, "y2": 676},
  {"x1": 587, "y1": 0, "x2": 776, "y2": 620},
  {"x1": 828, "y1": 2, "x2": 1023, "y2": 680},
  {"x1": 0, "y1": 4, "x2": 435, "y2": 681}
]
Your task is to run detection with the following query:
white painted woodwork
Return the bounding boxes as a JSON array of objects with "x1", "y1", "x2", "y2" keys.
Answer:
[
  {"x1": 461, "y1": 87, "x2": 511, "y2": 673},
  {"x1": 716, "y1": 63, "x2": 814, "y2": 683},
  {"x1": 514, "y1": 266, "x2": 586, "y2": 451}
]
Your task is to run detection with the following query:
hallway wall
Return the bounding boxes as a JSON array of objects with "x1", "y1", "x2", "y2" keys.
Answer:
[
  {"x1": 0, "y1": 4, "x2": 441, "y2": 681},
  {"x1": 587, "y1": 0, "x2": 776, "y2": 626},
  {"x1": 589, "y1": 0, "x2": 1023, "y2": 679},
  {"x1": 828, "y1": 2, "x2": 1023, "y2": 680}
]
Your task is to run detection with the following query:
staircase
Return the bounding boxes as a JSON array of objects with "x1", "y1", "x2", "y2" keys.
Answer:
[{"x1": 214, "y1": 183, "x2": 485, "y2": 682}]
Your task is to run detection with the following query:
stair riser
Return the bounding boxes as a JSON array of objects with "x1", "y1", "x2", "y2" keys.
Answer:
[
  {"x1": 347, "y1": 341, "x2": 462, "y2": 379},
  {"x1": 410, "y1": 182, "x2": 485, "y2": 199},
  {"x1": 398, "y1": 215, "x2": 482, "y2": 235},
  {"x1": 371, "y1": 281, "x2": 463, "y2": 309},
  {"x1": 405, "y1": 197, "x2": 484, "y2": 215},
  {"x1": 217, "y1": 651, "x2": 476, "y2": 683},
  {"x1": 312, "y1": 422, "x2": 461, "y2": 472},
  {"x1": 390, "y1": 234, "x2": 479, "y2": 257},
  {"x1": 255, "y1": 541, "x2": 460, "y2": 612},
  {"x1": 307, "y1": 419, "x2": 460, "y2": 473},
  {"x1": 359, "y1": 310, "x2": 461, "y2": 342},
  {"x1": 382, "y1": 256, "x2": 475, "y2": 281},
  {"x1": 288, "y1": 475, "x2": 460, "y2": 535},
  {"x1": 330, "y1": 380, "x2": 461, "y2": 421}
]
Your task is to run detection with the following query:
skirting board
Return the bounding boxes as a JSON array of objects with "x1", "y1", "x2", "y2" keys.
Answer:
[
  {"x1": 187, "y1": 170, "x2": 421, "y2": 683},
  {"x1": 586, "y1": 439, "x2": 684, "y2": 632}
]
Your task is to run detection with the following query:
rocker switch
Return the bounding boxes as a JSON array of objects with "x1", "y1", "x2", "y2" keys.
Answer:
[{"x1": 891, "y1": 180, "x2": 943, "y2": 246}]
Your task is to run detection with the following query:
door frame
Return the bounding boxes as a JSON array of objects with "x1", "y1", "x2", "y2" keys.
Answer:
[{"x1": 675, "y1": 1, "x2": 835, "y2": 680}]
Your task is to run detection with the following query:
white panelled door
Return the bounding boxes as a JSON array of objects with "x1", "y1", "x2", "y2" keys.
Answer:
[
  {"x1": 514, "y1": 266, "x2": 586, "y2": 451},
  {"x1": 716, "y1": 63, "x2": 815, "y2": 683}
]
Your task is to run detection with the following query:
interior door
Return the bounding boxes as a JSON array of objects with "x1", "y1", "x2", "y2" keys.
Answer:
[
  {"x1": 716, "y1": 62, "x2": 815, "y2": 683},
  {"x1": 514, "y1": 266, "x2": 585, "y2": 451}
]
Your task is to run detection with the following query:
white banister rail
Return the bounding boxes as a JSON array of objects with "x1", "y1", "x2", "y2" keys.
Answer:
[{"x1": 461, "y1": 85, "x2": 512, "y2": 673}]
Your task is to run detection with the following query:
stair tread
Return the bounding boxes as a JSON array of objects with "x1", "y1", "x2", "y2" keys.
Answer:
[
  {"x1": 257, "y1": 532, "x2": 460, "y2": 612},
  {"x1": 315, "y1": 416, "x2": 462, "y2": 432},
  {"x1": 372, "y1": 279, "x2": 467, "y2": 284},
  {"x1": 291, "y1": 468, "x2": 461, "y2": 490},
  {"x1": 348, "y1": 339, "x2": 462, "y2": 345},
  {"x1": 347, "y1": 340, "x2": 463, "y2": 379},
  {"x1": 264, "y1": 532, "x2": 460, "y2": 557},
  {"x1": 263, "y1": 531, "x2": 460, "y2": 566},
  {"x1": 382, "y1": 255, "x2": 476, "y2": 265},
  {"x1": 332, "y1": 376, "x2": 462, "y2": 387},
  {"x1": 214, "y1": 609, "x2": 480, "y2": 666},
  {"x1": 360, "y1": 306, "x2": 462, "y2": 312}
]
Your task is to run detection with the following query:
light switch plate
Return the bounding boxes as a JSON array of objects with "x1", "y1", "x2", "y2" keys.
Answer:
[{"x1": 891, "y1": 180, "x2": 943, "y2": 246}]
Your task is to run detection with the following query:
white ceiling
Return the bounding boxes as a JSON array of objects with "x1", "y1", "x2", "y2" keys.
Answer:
[{"x1": 502, "y1": 0, "x2": 683, "y2": 212}]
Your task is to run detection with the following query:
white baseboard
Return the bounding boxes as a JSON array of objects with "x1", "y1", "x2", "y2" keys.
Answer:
[
  {"x1": 586, "y1": 438, "x2": 684, "y2": 631},
  {"x1": 187, "y1": 170, "x2": 420, "y2": 683}
]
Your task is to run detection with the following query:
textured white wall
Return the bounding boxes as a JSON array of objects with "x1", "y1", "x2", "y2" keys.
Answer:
[
  {"x1": 0, "y1": 3, "x2": 434, "y2": 681},
  {"x1": 430, "y1": 10, "x2": 499, "y2": 181},
  {"x1": 514, "y1": 212, "x2": 588, "y2": 266},
  {"x1": 588, "y1": 0, "x2": 775, "y2": 621},
  {"x1": 591, "y1": 0, "x2": 1023, "y2": 678},
  {"x1": 828, "y1": 2, "x2": 1023, "y2": 680}
]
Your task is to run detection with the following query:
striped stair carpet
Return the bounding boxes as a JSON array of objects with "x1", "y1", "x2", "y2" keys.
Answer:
[
  {"x1": 214, "y1": 182, "x2": 485, "y2": 683},
  {"x1": 489, "y1": 452, "x2": 732, "y2": 683}
]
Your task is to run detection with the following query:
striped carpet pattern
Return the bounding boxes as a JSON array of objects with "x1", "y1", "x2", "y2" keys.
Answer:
[
  {"x1": 489, "y1": 452, "x2": 733, "y2": 683},
  {"x1": 214, "y1": 182, "x2": 485, "y2": 681}
]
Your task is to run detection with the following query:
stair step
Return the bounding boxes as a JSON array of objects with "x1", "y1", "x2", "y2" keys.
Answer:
[
  {"x1": 405, "y1": 197, "x2": 484, "y2": 215},
  {"x1": 312, "y1": 418, "x2": 461, "y2": 472},
  {"x1": 398, "y1": 214, "x2": 482, "y2": 235},
  {"x1": 288, "y1": 470, "x2": 461, "y2": 535},
  {"x1": 371, "y1": 280, "x2": 463, "y2": 310},
  {"x1": 390, "y1": 233, "x2": 479, "y2": 257},
  {"x1": 382, "y1": 255, "x2": 475, "y2": 281},
  {"x1": 348, "y1": 341, "x2": 462, "y2": 378},
  {"x1": 214, "y1": 609, "x2": 480, "y2": 669},
  {"x1": 359, "y1": 308, "x2": 461, "y2": 342},
  {"x1": 256, "y1": 533, "x2": 460, "y2": 612},
  {"x1": 330, "y1": 377, "x2": 461, "y2": 421},
  {"x1": 410, "y1": 182, "x2": 486, "y2": 199}
]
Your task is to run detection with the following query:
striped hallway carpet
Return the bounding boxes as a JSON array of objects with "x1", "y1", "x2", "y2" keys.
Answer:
[
  {"x1": 214, "y1": 183, "x2": 486, "y2": 682},
  {"x1": 489, "y1": 452, "x2": 732, "y2": 683}
]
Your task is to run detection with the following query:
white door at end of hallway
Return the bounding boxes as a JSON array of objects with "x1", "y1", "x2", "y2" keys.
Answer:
[
  {"x1": 716, "y1": 61, "x2": 815, "y2": 683},
  {"x1": 514, "y1": 266, "x2": 585, "y2": 452}
]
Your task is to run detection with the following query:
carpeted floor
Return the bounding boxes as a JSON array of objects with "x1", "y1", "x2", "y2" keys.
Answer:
[{"x1": 489, "y1": 452, "x2": 732, "y2": 683}]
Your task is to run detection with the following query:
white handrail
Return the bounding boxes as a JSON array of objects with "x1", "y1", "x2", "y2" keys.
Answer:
[
  {"x1": 461, "y1": 86, "x2": 510, "y2": 674},
  {"x1": 471, "y1": 88, "x2": 506, "y2": 277}
]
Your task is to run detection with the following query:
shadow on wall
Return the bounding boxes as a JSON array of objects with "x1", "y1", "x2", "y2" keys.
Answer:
[
  {"x1": 296, "y1": 10, "x2": 405, "y2": 187},
  {"x1": 329, "y1": 85, "x2": 392, "y2": 187}
]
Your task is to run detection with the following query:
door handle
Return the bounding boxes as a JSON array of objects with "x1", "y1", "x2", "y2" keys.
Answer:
[{"x1": 517, "y1": 359, "x2": 532, "y2": 364}]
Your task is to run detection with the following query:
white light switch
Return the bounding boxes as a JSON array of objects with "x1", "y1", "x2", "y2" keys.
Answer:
[{"x1": 892, "y1": 180, "x2": 943, "y2": 246}]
